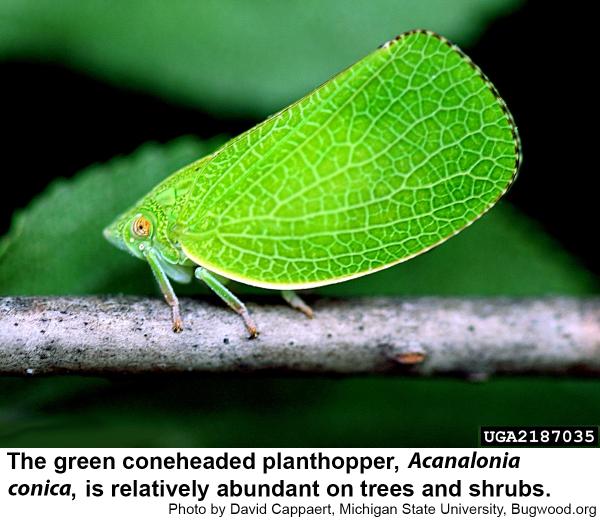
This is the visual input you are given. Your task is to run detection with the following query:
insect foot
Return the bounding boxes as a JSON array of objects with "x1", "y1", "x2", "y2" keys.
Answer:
[
  {"x1": 194, "y1": 267, "x2": 258, "y2": 339},
  {"x1": 281, "y1": 290, "x2": 314, "y2": 318},
  {"x1": 172, "y1": 317, "x2": 183, "y2": 333},
  {"x1": 241, "y1": 309, "x2": 259, "y2": 339}
]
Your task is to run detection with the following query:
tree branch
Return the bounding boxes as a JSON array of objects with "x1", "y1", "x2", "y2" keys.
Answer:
[{"x1": 1, "y1": 296, "x2": 599, "y2": 376}]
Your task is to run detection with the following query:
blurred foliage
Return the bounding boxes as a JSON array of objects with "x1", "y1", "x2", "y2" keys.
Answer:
[
  {"x1": 0, "y1": 137, "x2": 223, "y2": 295},
  {"x1": 0, "y1": 0, "x2": 522, "y2": 116},
  {"x1": 2, "y1": 375, "x2": 600, "y2": 447},
  {"x1": 0, "y1": 138, "x2": 596, "y2": 297}
]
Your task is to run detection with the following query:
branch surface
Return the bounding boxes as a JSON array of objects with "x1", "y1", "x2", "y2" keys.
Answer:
[{"x1": 1, "y1": 296, "x2": 599, "y2": 376}]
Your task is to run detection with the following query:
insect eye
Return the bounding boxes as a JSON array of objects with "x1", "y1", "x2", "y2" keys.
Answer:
[{"x1": 131, "y1": 216, "x2": 152, "y2": 238}]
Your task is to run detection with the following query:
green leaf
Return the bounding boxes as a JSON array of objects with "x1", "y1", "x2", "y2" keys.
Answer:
[
  {"x1": 0, "y1": 138, "x2": 596, "y2": 297},
  {"x1": 0, "y1": 137, "x2": 224, "y2": 295},
  {"x1": 0, "y1": 0, "x2": 523, "y2": 116}
]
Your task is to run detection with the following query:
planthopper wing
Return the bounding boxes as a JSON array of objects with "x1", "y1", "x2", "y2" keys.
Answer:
[{"x1": 178, "y1": 30, "x2": 521, "y2": 290}]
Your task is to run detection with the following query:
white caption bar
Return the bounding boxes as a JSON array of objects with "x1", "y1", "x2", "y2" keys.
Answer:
[{"x1": 1, "y1": 448, "x2": 598, "y2": 521}]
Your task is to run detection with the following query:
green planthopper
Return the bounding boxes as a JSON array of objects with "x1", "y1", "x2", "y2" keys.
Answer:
[{"x1": 104, "y1": 29, "x2": 521, "y2": 338}]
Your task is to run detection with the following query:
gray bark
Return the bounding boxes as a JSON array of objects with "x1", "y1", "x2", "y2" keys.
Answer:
[{"x1": 1, "y1": 296, "x2": 599, "y2": 376}]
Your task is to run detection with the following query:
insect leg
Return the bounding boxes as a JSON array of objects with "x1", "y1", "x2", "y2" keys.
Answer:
[
  {"x1": 195, "y1": 267, "x2": 258, "y2": 338},
  {"x1": 145, "y1": 248, "x2": 183, "y2": 333},
  {"x1": 281, "y1": 290, "x2": 314, "y2": 318}
]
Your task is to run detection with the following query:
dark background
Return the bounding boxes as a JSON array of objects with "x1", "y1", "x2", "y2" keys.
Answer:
[{"x1": 1, "y1": 0, "x2": 598, "y2": 448}]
